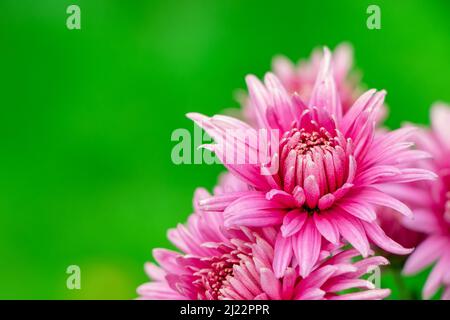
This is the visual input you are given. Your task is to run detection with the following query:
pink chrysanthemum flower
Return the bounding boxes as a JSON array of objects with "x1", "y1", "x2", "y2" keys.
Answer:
[
  {"x1": 240, "y1": 43, "x2": 385, "y2": 126},
  {"x1": 399, "y1": 103, "x2": 450, "y2": 299},
  {"x1": 138, "y1": 177, "x2": 391, "y2": 300},
  {"x1": 188, "y1": 48, "x2": 436, "y2": 278}
]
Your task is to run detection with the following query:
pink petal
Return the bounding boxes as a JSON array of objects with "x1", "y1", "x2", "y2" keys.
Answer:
[
  {"x1": 264, "y1": 73, "x2": 296, "y2": 132},
  {"x1": 379, "y1": 168, "x2": 437, "y2": 184},
  {"x1": 232, "y1": 265, "x2": 261, "y2": 296},
  {"x1": 313, "y1": 213, "x2": 340, "y2": 244},
  {"x1": 309, "y1": 47, "x2": 341, "y2": 120},
  {"x1": 144, "y1": 262, "x2": 165, "y2": 281},
  {"x1": 304, "y1": 175, "x2": 320, "y2": 208},
  {"x1": 245, "y1": 75, "x2": 270, "y2": 129},
  {"x1": 332, "y1": 182, "x2": 353, "y2": 200},
  {"x1": 281, "y1": 209, "x2": 307, "y2": 237},
  {"x1": 198, "y1": 191, "x2": 254, "y2": 211},
  {"x1": 338, "y1": 201, "x2": 377, "y2": 222},
  {"x1": 299, "y1": 265, "x2": 337, "y2": 291},
  {"x1": 152, "y1": 249, "x2": 185, "y2": 274},
  {"x1": 423, "y1": 253, "x2": 450, "y2": 299},
  {"x1": 224, "y1": 193, "x2": 285, "y2": 227},
  {"x1": 295, "y1": 288, "x2": 325, "y2": 300},
  {"x1": 332, "y1": 43, "x2": 353, "y2": 81},
  {"x1": 330, "y1": 289, "x2": 390, "y2": 300},
  {"x1": 362, "y1": 221, "x2": 413, "y2": 255},
  {"x1": 253, "y1": 293, "x2": 269, "y2": 300},
  {"x1": 335, "y1": 212, "x2": 370, "y2": 257},
  {"x1": 266, "y1": 189, "x2": 297, "y2": 207},
  {"x1": 352, "y1": 256, "x2": 389, "y2": 278},
  {"x1": 273, "y1": 232, "x2": 294, "y2": 278},
  {"x1": 326, "y1": 279, "x2": 375, "y2": 292},
  {"x1": 293, "y1": 186, "x2": 306, "y2": 206},
  {"x1": 272, "y1": 55, "x2": 296, "y2": 88},
  {"x1": 294, "y1": 218, "x2": 322, "y2": 277},
  {"x1": 442, "y1": 287, "x2": 450, "y2": 300},
  {"x1": 431, "y1": 103, "x2": 450, "y2": 150},
  {"x1": 260, "y1": 268, "x2": 282, "y2": 300},
  {"x1": 401, "y1": 209, "x2": 440, "y2": 234},
  {"x1": 228, "y1": 277, "x2": 254, "y2": 300},
  {"x1": 356, "y1": 187, "x2": 413, "y2": 218},
  {"x1": 137, "y1": 282, "x2": 185, "y2": 300},
  {"x1": 281, "y1": 268, "x2": 297, "y2": 299},
  {"x1": 403, "y1": 236, "x2": 449, "y2": 275},
  {"x1": 318, "y1": 193, "x2": 336, "y2": 210}
]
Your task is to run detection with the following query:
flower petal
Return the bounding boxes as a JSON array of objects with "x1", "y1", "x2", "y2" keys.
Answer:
[
  {"x1": 403, "y1": 236, "x2": 449, "y2": 275},
  {"x1": 273, "y1": 232, "x2": 294, "y2": 278},
  {"x1": 313, "y1": 213, "x2": 340, "y2": 244},
  {"x1": 260, "y1": 268, "x2": 282, "y2": 300},
  {"x1": 281, "y1": 210, "x2": 307, "y2": 237},
  {"x1": 294, "y1": 218, "x2": 322, "y2": 278},
  {"x1": 224, "y1": 193, "x2": 286, "y2": 227},
  {"x1": 362, "y1": 221, "x2": 413, "y2": 255}
]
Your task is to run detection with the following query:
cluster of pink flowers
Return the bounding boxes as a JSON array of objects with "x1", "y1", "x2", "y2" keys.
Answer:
[{"x1": 139, "y1": 44, "x2": 450, "y2": 300}]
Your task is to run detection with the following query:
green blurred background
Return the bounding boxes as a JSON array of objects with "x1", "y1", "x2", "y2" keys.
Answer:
[{"x1": 0, "y1": 0, "x2": 449, "y2": 299}]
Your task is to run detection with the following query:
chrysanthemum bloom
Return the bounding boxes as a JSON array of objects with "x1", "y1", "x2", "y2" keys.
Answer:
[
  {"x1": 138, "y1": 180, "x2": 391, "y2": 300},
  {"x1": 240, "y1": 43, "x2": 385, "y2": 126},
  {"x1": 188, "y1": 48, "x2": 436, "y2": 278},
  {"x1": 400, "y1": 103, "x2": 450, "y2": 299}
]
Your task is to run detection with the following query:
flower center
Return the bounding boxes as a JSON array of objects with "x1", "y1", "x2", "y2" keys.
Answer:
[
  {"x1": 279, "y1": 126, "x2": 353, "y2": 210},
  {"x1": 195, "y1": 248, "x2": 245, "y2": 300},
  {"x1": 202, "y1": 260, "x2": 234, "y2": 299},
  {"x1": 284, "y1": 128, "x2": 336, "y2": 155}
]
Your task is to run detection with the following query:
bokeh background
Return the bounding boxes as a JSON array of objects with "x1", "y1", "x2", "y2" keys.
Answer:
[{"x1": 0, "y1": 0, "x2": 449, "y2": 299}]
